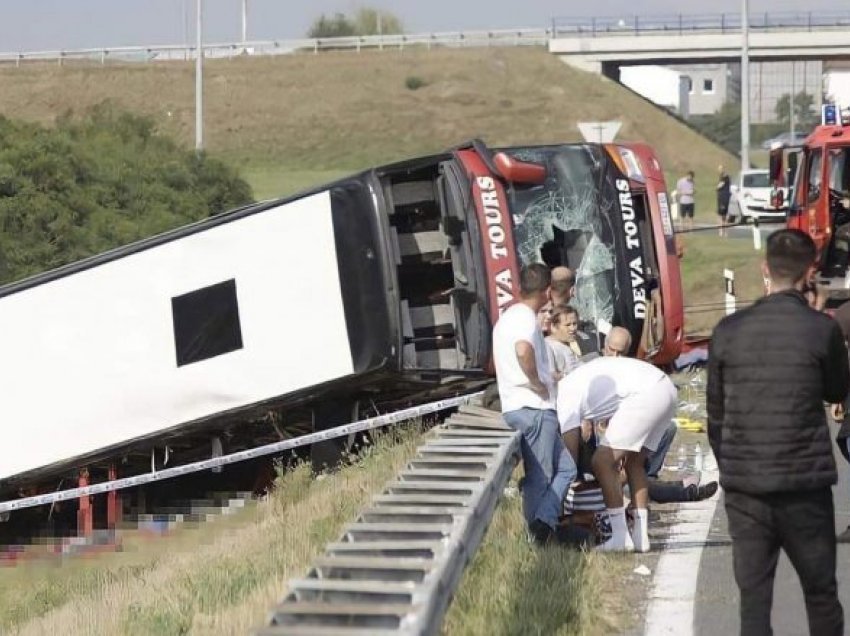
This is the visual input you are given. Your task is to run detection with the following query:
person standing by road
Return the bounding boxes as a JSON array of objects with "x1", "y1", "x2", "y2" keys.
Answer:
[
  {"x1": 493, "y1": 264, "x2": 577, "y2": 546},
  {"x1": 717, "y1": 165, "x2": 732, "y2": 237},
  {"x1": 676, "y1": 170, "x2": 696, "y2": 232},
  {"x1": 707, "y1": 229, "x2": 849, "y2": 636}
]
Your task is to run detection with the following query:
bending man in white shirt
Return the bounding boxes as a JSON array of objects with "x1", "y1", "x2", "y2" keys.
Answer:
[
  {"x1": 557, "y1": 353, "x2": 677, "y2": 551},
  {"x1": 493, "y1": 264, "x2": 579, "y2": 546}
]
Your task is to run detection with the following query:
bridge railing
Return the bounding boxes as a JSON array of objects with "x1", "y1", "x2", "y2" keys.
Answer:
[
  {"x1": 0, "y1": 28, "x2": 551, "y2": 67},
  {"x1": 552, "y1": 10, "x2": 850, "y2": 37}
]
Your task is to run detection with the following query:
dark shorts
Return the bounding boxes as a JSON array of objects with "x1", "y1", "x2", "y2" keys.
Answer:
[
  {"x1": 717, "y1": 202, "x2": 729, "y2": 216},
  {"x1": 680, "y1": 203, "x2": 694, "y2": 218}
]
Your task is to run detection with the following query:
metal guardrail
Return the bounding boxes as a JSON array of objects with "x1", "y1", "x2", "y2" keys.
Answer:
[
  {"x1": 3, "y1": 11, "x2": 848, "y2": 66},
  {"x1": 0, "y1": 29, "x2": 550, "y2": 67},
  {"x1": 259, "y1": 404, "x2": 520, "y2": 636},
  {"x1": 552, "y1": 10, "x2": 850, "y2": 37}
]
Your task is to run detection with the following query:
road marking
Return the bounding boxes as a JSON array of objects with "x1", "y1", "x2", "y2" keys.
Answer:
[{"x1": 644, "y1": 470, "x2": 720, "y2": 636}]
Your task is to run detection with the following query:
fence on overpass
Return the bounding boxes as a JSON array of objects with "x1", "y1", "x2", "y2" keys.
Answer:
[
  {"x1": 2, "y1": 10, "x2": 849, "y2": 67},
  {"x1": 552, "y1": 10, "x2": 850, "y2": 38}
]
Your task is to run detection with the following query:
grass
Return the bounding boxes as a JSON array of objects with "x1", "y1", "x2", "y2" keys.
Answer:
[
  {"x1": 443, "y1": 478, "x2": 636, "y2": 635},
  {"x1": 678, "y1": 231, "x2": 766, "y2": 334},
  {"x1": 0, "y1": 422, "x2": 623, "y2": 636},
  {"x1": 0, "y1": 49, "x2": 735, "y2": 198},
  {"x1": 1, "y1": 425, "x2": 421, "y2": 635}
]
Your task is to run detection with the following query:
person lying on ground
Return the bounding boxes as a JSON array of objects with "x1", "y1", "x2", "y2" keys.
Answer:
[{"x1": 557, "y1": 355, "x2": 678, "y2": 552}]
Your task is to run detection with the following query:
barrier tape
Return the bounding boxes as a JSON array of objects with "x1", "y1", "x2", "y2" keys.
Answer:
[{"x1": 0, "y1": 392, "x2": 484, "y2": 514}]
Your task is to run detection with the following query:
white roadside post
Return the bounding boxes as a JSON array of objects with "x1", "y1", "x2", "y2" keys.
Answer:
[
  {"x1": 752, "y1": 223, "x2": 762, "y2": 250},
  {"x1": 725, "y1": 268, "x2": 737, "y2": 315}
]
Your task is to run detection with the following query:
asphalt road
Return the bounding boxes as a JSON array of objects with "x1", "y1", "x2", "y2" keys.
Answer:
[{"x1": 693, "y1": 418, "x2": 850, "y2": 636}]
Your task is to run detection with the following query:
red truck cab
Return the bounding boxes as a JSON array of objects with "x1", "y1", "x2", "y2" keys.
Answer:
[{"x1": 774, "y1": 104, "x2": 850, "y2": 301}]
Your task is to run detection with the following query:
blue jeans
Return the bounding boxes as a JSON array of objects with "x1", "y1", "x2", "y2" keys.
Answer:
[
  {"x1": 645, "y1": 420, "x2": 677, "y2": 478},
  {"x1": 503, "y1": 407, "x2": 576, "y2": 529}
]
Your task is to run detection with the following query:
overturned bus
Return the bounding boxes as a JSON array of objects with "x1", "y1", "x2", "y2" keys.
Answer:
[{"x1": 0, "y1": 139, "x2": 683, "y2": 516}]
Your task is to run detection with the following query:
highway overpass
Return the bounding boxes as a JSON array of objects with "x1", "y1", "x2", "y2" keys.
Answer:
[{"x1": 549, "y1": 11, "x2": 850, "y2": 79}]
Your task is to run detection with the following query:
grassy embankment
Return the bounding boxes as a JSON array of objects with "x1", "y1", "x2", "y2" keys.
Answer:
[
  {"x1": 0, "y1": 48, "x2": 756, "y2": 633},
  {"x1": 0, "y1": 423, "x2": 636, "y2": 635},
  {"x1": 0, "y1": 47, "x2": 765, "y2": 331}
]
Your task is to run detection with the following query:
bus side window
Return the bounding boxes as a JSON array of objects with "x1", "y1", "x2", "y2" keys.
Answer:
[{"x1": 808, "y1": 149, "x2": 823, "y2": 204}]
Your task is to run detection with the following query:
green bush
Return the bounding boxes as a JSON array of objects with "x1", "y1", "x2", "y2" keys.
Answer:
[
  {"x1": 405, "y1": 76, "x2": 426, "y2": 91},
  {"x1": 0, "y1": 103, "x2": 253, "y2": 284}
]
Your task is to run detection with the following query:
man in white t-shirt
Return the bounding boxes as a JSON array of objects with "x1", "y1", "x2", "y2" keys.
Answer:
[
  {"x1": 676, "y1": 171, "x2": 696, "y2": 231},
  {"x1": 557, "y1": 355, "x2": 677, "y2": 552},
  {"x1": 494, "y1": 263, "x2": 579, "y2": 546}
]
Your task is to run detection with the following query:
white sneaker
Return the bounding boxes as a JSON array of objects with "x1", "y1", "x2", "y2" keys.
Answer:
[
  {"x1": 596, "y1": 531, "x2": 635, "y2": 552},
  {"x1": 631, "y1": 509, "x2": 650, "y2": 553}
]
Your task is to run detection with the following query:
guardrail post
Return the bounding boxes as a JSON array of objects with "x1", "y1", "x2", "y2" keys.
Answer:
[
  {"x1": 100, "y1": 50, "x2": 106, "y2": 65},
  {"x1": 58, "y1": 52, "x2": 63, "y2": 67},
  {"x1": 16, "y1": 53, "x2": 21, "y2": 68},
  {"x1": 313, "y1": 40, "x2": 318, "y2": 54},
  {"x1": 77, "y1": 469, "x2": 93, "y2": 537},
  {"x1": 724, "y1": 269, "x2": 736, "y2": 315},
  {"x1": 107, "y1": 465, "x2": 120, "y2": 530}
]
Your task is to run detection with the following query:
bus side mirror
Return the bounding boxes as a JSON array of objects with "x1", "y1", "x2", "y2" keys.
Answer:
[{"x1": 493, "y1": 152, "x2": 546, "y2": 185}]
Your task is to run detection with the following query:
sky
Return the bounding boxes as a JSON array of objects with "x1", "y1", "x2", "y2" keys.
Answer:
[{"x1": 0, "y1": 0, "x2": 845, "y2": 52}]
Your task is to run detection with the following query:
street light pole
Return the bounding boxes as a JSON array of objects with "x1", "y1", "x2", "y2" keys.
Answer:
[
  {"x1": 741, "y1": 0, "x2": 750, "y2": 170},
  {"x1": 195, "y1": 0, "x2": 203, "y2": 152},
  {"x1": 242, "y1": 0, "x2": 248, "y2": 43}
]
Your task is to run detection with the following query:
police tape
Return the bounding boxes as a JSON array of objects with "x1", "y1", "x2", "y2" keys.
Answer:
[{"x1": 0, "y1": 392, "x2": 485, "y2": 515}]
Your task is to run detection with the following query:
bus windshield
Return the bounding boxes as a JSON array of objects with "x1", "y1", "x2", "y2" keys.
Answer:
[{"x1": 503, "y1": 145, "x2": 620, "y2": 332}]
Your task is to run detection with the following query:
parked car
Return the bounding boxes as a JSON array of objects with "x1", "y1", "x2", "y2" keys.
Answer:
[
  {"x1": 729, "y1": 169, "x2": 786, "y2": 222},
  {"x1": 760, "y1": 131, "x2": 809, "y2": 150}
]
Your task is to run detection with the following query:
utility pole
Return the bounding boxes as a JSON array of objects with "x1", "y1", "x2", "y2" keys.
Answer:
[
  {"x1": 242, "y1": 0, "x2": 248, "y2": 43},
  {"x1": 740, "y1": 0, "x2": 750, "y2": 170},
  {"x1": 790, "y1": 62, "x2": 796, "y2": 138},
  {"x1": 195, "y1": 0, "x2": 203, "y2": 152}
]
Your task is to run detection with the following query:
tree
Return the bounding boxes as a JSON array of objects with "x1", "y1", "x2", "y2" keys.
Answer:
[
  {"x1": 0, "y1": 104, "x2": 253, "y2": 284},
  {"x1": 775, "y1": 91, "x2": 819, "y2": 129},
  {"x1": 307, "y1": 13, "x2": 357, "y2": 38},
  {"x1": 353, "y1": 8, "x2": 404, "y2": 35},
  {"x1": 307, "y1": 7, "x2": 404, "y2": 38},
  {"x1": 690, "y1": 100, "x2": 741, "y2": 155}
]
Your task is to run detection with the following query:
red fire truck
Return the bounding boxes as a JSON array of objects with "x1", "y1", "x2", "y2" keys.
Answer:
[{"x1": 772, "y1": 104, "x2": 850, "y2": 302}]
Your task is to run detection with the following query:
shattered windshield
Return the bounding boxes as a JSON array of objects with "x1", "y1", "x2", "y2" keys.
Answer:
[{"x1": 505, "y1": 145, "x2": 619, "y2": 331}]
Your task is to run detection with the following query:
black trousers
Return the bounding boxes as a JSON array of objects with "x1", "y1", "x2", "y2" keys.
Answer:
[{"x1": 725, "y1": 488, "x2": 843, "y2": 636}]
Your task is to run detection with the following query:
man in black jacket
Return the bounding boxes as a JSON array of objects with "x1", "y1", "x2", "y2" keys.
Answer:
[{"x1": 707, "y1": 229, "x2": 849, "y2": 636}]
